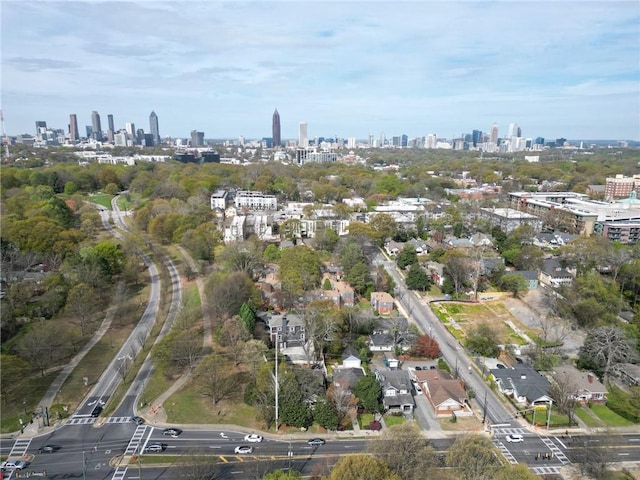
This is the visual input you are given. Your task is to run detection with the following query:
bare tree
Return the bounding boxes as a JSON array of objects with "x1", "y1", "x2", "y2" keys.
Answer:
[
  {"x1": 579, "y1": 326, "x2": 638, "y2": 382},
  {"x1": 170, "y1": 332, "x2": 202, "y2": 371},
  {"x1": 573, "y1": 431, "x2": 615, "y2": 480},
  {"x1": 65, "y1": 283, "x2": 99, "y2": 336},
  {"x1": 218, "y1": 316, "x2": 250, "y2": 365},
  {"x1": 176, "y1": 449, "x2": 226, "y2": 480},
  {"x1": 549, "y1": 370, "x2": 579, "y2": 423},
  {"x1": 194, "y1": 354, "x2": 243, "y2": 405},
  {"x1": 300, "y1": 300, "x2": 340, "y2": 364},
  {"x1": 16, "y1": 320, "x2": 70, "y2": 375},
  {"x1": 327, "y1": 384, "x2": 357, "y2": 424}
]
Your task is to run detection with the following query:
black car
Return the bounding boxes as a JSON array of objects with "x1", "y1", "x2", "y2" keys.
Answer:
[
  {"x1": 131, "y1": 416, "x2": 145, "y2": 425},
  {"x1": 414, "y1": 366, "x2": 422, "y2": 371},
  {"x1": 162, "y1": 428, "x2": 183, "y2": 437},
  {"x1": 307, "y1": 438, "x2": 326, "y2": 446},
  {"x1": 91, "y1": 405, "x2": 103, "y2": 417},
  {"x1": 38, "y1": 445, "x2": 61, "y2": 453},
  {"x1": 496, "y1": 363, "x2": 506, "y2": 369}
]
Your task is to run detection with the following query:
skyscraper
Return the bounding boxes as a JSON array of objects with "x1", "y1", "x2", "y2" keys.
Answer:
[
  {"x1": 69, "y1": 114, "x2": 79, "y2": 142},
  {"x1": 508, "y1": 123, "x2": 521, "y2": 138},
  {"x1": 91, "y1": 111, "x2": 102, "y2": 140},
  {"x1": 299, "y1": 122, "x2": 308, "y2": 147},
  {"x1": 107, "y1": 114, "x2": 115, "y2": 142},
  {"x1": 272, "y1": 109, "x2": 281, "y2": 148},
  {"x1": 490, "y1": 123, "x2": 499, "y2": 143},
  {"x1": 149, "y1": 111, "x2": 160, "y2": 145}
]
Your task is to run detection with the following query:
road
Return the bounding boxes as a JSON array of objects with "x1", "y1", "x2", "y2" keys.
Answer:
[{"x1": 376, "y1": 254, "x2": 515, "y2": 427}]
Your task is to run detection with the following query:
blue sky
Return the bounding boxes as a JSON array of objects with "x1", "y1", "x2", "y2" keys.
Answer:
[{"x1": 2, "y1": 1, "x2": 639, "y2": 141}]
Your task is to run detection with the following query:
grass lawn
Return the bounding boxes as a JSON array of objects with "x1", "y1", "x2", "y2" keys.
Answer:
[
  {"x1": 574, "y1": 406, "x2": 602, "y2": 428},
  {"x1": 0, "y1": 371, "x2": 58, "y2": 433},
  {"x1": 383, "y1": 415, "x2": 406, "y2": 427},
  {"x1": 590, "y1": 404, "x2": 634, "y2": 427},
  {"x1": 439, "y1": 416, "x2": 482, "y2": 432},
  {"x1": 359, "y1": 413, "x2": 375, "y2": 429},
  {"x1": 86, "y1": 193, "x2": 113, "y2": 209}
]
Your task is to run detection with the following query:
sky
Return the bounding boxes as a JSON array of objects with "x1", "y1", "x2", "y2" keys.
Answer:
[{"x1": 2, "y1": 1, "x2": 639, "y2": 141}]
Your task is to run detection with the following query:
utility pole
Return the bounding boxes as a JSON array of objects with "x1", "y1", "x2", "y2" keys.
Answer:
[
  {"x1": 482, "y1": 390, "x2": 488, "y2": 424},
  {"x1": 0, "y1": 109, "x2": 10, "y2": 163},
  {"x1": 274, "y1": 336, "x2": 279, "y2": 432}
]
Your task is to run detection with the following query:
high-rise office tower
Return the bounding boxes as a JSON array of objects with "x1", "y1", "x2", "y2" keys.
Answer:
[
  {"x1": 91, "y1": 111, "x2": 102, "y2": 140},
  {"x1": 35, "y1": 121, "x2": 47, "y2": 132},
  {"x1": 107, "y1": 114, "x2": 115, "y2": 142},
  {"x1": 508, "y1": 123, "x2": 521, "y2": 138},
  {"x1": 272, "y1": 109, "x2": 281, "y2": 147},
  {"x1": 149, "y1": 111, "x2": 160, "y2": 145},
  {"x1": 299, "y1": 122, "x2": 308, "y2": 147},
  {"x1": 490, "y1": 123, "x2": 499, "y2": 143},
  {"x1": 69, "y1": 114, "x2": 79, "y2": 142}
]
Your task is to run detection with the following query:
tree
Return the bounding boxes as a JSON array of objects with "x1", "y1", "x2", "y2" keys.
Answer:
[
  {"x1": 279, "y1": 245, "x2": 321, "y2": 295},
  {"x1": 313, "y1": 395, "x2": 340, "y2": 430},
  {"x1": 446, "y1": 434, "x2": 502, "y2": 480},
  {"x1": 353, "y1": 375, "x2": 382, "y2": 413},
  {"x1": 194, "y1": 353, "x2": 244, "y2": 405},
  {"x1": 442, "y1": 250, "x2": 471, "y2": 298},
  {"x1": 549, "y1": 370, "x2": 578, "y2": 420},
  {"x1": 314, "y1": 227, "x2": 339, "y2": 253},
  {"x1": 368, "y1": 213, "x2": 398, "y2": 245},
  {"x1": 218, "y1": 240, "x2": 263, "y2": 275},
  {"x1": 345, "y1": 261, "x2": 370, "y2": 295},
  {"x1": 410, "y1": 334, "x2": 441, "y2": 359},
  {"x1": 465, "y1": 323, "x2": 500, "y2": 358},
  {"x1": 206, "y1": 271, "x2": 257, "y2": 322},
  {"x1": 0, "y1": 354, "x2": 29, "y2": 406},
  {"x1": 278, "y1": 370, "x2": 312, "y2": 428},
  {"x1": 300, "y1": 300, "x2": 340, "y2": 364},
  {"x1": 578, "y1": 326, "x2": 638, "y2": 382},
  {"x1": 367, "y1": 423, "x2": 439, "y2": 480},
  {"x1": 499, "y1": 273, "x2": 529, "y2": 298},
  {"x1": 493, "y1": 464, "x2": 542, "y2": 480},
  {"x1": 66, "y1": 283, "x2": 99, "y2": 336},
  {"x1": 405, "y1": 263, "x2": 432, "y2": 291},
  {"x1": 263, "y1": 470, "x2": 302, "y2": 480},
  {"x1": 328, "y1": 454, "x2": 401, "y2": 480},
  {"x1": 327, "y1": 384, "x2": 357, "y2": 426},
  {"x1": 16, "y1": 320, "x2": 71, "y2": 375},
  {"x1": 397, "y1": 244, "x2": 418, "y2": 269}
]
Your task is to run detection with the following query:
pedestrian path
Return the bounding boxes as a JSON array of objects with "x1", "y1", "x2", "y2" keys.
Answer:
[
  {"x1": 531, "y1": 465, "x2": 562, "y2": 475},
  {"x1": 124, "y1": 425, "x2": 150, "y2": 455},
  {"x1": 106, "y1": 416, "x2": 135, "y2": 424},
  {"x1": 493, "y1": 427, "x2": 525, "y2": 436},
  {"x1": 66, "y1": 417, "x2": 96, "y2": 425},
  {"x1": 8, "y1": 438, "x2": 31, "y2": 458},
  {"x1": 541, "y1": 437, "x2": 570, "y2": 465},
  {"x1": 494, "y1": 439, "x2": 518, "y2": 464}
]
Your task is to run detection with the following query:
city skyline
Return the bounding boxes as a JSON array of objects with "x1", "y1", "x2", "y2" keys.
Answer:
[{"x1": 2, "y1": 1, "x2": 639, "y2": 140}]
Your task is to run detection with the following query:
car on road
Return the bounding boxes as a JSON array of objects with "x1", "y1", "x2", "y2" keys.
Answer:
[
  {"x1": 162, "y1": 428, "x2": 183, "y2": 437},
  {"x1": 244, "y1": 434, "x2": 263, "y2": 443},
  {"x1": 506, "y1": 434, "x2": 524, "y2": 443},
  {"x1": 38, "y1": 445, "x2": 61, "y2": 453},
  {"x1": 234, "y1": 445, "x2": 253, "y2": 454},
  {"x1": 307, "y1": 438, "x2": 325, "y2": 446},
  {"x1": 131, "y1": 416, "x2": 145, "y2": 425},
  {"x1": 1, "y1": 460, "x2": 27, "y2": 471},
  {"x1": 91, "y1": 405, "x2": 103, "y2": 417},
  {"x1": 496, "y1": 363, "x2": 506, "y2": 369},
  {"x1": 143, "y1": 443, "x2": 167, "y2": 453}
]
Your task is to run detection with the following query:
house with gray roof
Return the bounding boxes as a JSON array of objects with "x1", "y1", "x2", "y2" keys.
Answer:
[
  {"x1": 375, "y1": 370, "x2": 414, "y2": 413},
  {"x1": 551, "y1": 365, "x2": 607, "y2": 404},
  {"x1": 512, "y1": 270, "x2": 539, "y2": 290},
  {"x1": 539, "y1": 258, "x2": 574, "y2": 287},
  {"x1": 489, "y1": 365, "x2": 553, "y2": 406}
]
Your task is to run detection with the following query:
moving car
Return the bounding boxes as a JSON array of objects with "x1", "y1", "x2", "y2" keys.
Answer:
[
  {"x1": 307, "y1": 438, "x2": 325, "y2": 446},
  {"x1": 506, "y1": 434, "x2": 524, "y2": 443},
  {"x1": 162, "y1": 428, "x2": 183, "y2": 437},
  {"x1": 1, "y1": 460, "x2": 27, "y2": 471},
  {"x1": 143, "y1": 443, "x2": 167, "y2": 453},
  {"x1": 244, "y1": 434, "x2": 263, "y2": 443},
  {"x1": 234, "y1": 445, "x2": 253, "y2": 454},
  {"x1": 91, "y1": 405, "x2": 103, "y2": 417},
  {"x1": 38, "y1": 445, "x2": 61, "y2": 453},
  {"x1": 131, "y1": 416, "x2": 145, "y2": 425}
]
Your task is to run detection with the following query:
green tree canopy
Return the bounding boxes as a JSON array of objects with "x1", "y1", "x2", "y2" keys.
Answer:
[{"x1": 279, "y1": 245, "x2": 321, "y2": 295}]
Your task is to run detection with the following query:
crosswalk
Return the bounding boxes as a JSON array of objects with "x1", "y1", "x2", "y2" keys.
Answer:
[
  {"x1": 531, "y1": 465, "x2": 562, "y2": 475},
  {"x1": 66, "y1": 416, "x2": 133, "y2": 425},
  {"x1": 8, "y1": 438, "x2": 31, "y2": 458},
  {"x1": 493, "y1": 427, "x2": 525, "y2": 436},
  {"x1": 541, "y1": 437, "x2": 571, "y2": 465}
]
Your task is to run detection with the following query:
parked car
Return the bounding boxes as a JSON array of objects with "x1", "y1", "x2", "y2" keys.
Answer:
[
  {"x1": 91, "y1": 405, "x2": 103, "y2": 417},
  {"x1": 234, "y1": 445, "x2": 253, "y2": 454},
  {"x1": 307, "y1": 438, "x2": 326, "y2": 446},
  {"x1": 143, "y1": 443, "x2": 167, "y2": 453},
  {"x1": 162, "y1": 428, "x2": 183, "y2": 437},
  {"x1": 412, "y1": 381, "x2": 423, "y2": 395},
  {"x1": 506, "y1": 434, "x2": 524, "y2": 443},
  {"x1": 496, "y1": 363, "x2": 506, "y2": 369},
  {"x1": 131, "y1": 416, "x2": 145, "y2": 425},
  {"x1": 414, "y1": 366, "x2": 422, "y2": 371},
  {"x1": 244, "y1": 434, "x2": 263, "y2": 443},
  {"x1": 1, "y1": 460, "x2": 27, "y2": 471},
  {"x1": 38, "y1": 445, "x2": 61, "y2": 453}
]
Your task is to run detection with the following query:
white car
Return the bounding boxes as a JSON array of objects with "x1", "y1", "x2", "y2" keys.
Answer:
[
  {"x1": 412, "y1": 381, "x2": 423, "y2": 395},
  {"x1": 506, "y1": 434, "x2": 524, "y2": 443},
  {"x1": 1, "y1": 460, "x2": 27, "y2": 470},
  {"x1": 244, "y1": 434, "x2": 263, "y2": 443},
  {"x1": 234, "y1": 445, "x2": 253, "y2": 454}
]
